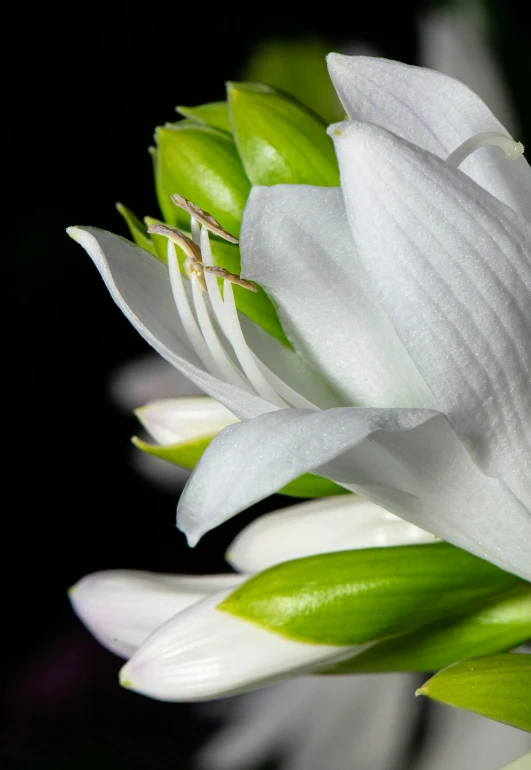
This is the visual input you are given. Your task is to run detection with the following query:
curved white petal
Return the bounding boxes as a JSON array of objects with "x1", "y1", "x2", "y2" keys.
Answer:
[
  {"x1": 119, "y1": 592, "x2": 361, "y2": 702},
  {"x1": 69, "y1": 570, "x2": 245, "y2": 658},
  {"x1": 326, "y1": 55, "x2": 531, "y2": 218},
  {"x1": 136, "y1": 396, "x2": 238, "y2": 445},
  {"x1": 240, "y1": 186, "x2": 434, "y2": 409},
  {"x1": 67, "y1": 227, "x2": 275, "y2": 420},
  {"x1": 227, "y1": 495, "x2": 437, "y2": 574},
  {"x1": 110, "y1": 353, "x2": 202, "y2": 411},
  {"x1": 419, "y1": 7, "x2": 517, "y2": 134},
  {"x1": 178, "y1": 408, "x2": 531, "y2": 579},
  {"x1": 198, "y1": 673, "x2": 418, "y2": 770},
  {"x1": 330, "y1": 121, "x2": 531, "y2": 511}
]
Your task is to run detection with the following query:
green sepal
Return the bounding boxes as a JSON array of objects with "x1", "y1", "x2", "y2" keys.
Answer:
[
  {"x1": 116, "y1": 203, "x2": 157, "y2": 257},
  {"x1": 219, "y1": 544, "x2": 523, "y2": 645},
  {"x1": 176, "y1": 102, "x2": 232, "y2": 134},
  {"x1": 243, "y1": 39, "x2": 344, "y2": 124},
  {"x1": 132, "y1": 435, "x2": 347, "y2": 498},
  {"x1": 417, "y1": 653, "x2": 531, "y2": 732},
  {"x1": 227, "y1": 82, "x2": 340, "y2": 186},
  {"x1": 322, "y1": 585, "x2": 531, "y2": 673},
  {"x1": 143, "y1": 216, "x2": 171, "y2": 263},
  {"x1": 154, "y1": 122, "x2": 251, "y2": 236}
]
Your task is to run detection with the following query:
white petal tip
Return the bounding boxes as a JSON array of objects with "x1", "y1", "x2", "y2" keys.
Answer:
[{"x1": 66, "y1": 225, "x2": 81, "y2": 241}]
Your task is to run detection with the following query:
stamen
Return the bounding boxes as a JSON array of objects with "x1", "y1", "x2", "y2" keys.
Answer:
[
  {"x1": 190, "y1": 216, "x2": 201, "y2": 245},
  {"x1": 166, "y1": 240, "x2": 224, "y2": 378},
  {"x1": 446, "y1": 132, "x2": 524, "y2": 169},
  {"x1": 221, "y1": 280, "x2": 290, "y2": 407},
  {"x1": 147, "y1": 223, "x2": 203, "y2": 263},
  {"x1": 171, "y1": 193, "x2": 239, "y2": 244},
  {"x1": 190, "y1": 276, "x2": 250, "y2": 390},
  {"x1": 204, "y1": 265, "x2": 257, "y2": 292},
  {"x1": 200, "y1": 227, "x2": 318, "y2": 409}
]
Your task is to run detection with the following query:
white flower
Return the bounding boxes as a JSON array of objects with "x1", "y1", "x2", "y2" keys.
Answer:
[{"x1": 69, "y1": 56, "x2": 531, "y2": 580}]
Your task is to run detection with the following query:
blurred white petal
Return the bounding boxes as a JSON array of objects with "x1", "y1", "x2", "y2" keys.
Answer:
[
  {"x1": 419, "y1": 6, "x2": 517, "y2": 134},
  {"x1": 198, "y1": 673, "x2": 418, "y2": 770},
  {"x1": 415, "y1": 700, "x2": 531, "y2": 770},
  {"x1": 110, "y1": 353, "x2": 202, "y2": 412}
]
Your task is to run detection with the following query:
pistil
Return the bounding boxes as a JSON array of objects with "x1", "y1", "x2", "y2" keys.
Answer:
[{"x1": 446, "y1": 132, "x2": 524, "y2": 169}]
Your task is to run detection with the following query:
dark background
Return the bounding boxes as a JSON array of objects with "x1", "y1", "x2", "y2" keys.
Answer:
[{"x1": 4, "y1": 1, "x2": 530, "y2": 768}]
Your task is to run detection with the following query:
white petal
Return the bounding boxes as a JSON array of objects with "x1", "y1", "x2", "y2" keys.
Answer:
[
  {"x1": 136, "y1": 397, "x2": 238, "y2": 445},
  {"x1": 227, "y1": 496, "x2": 437, "y2": 574},
  {"x1": 419, "y1": 7, "x2": 517, "y2": 134},
  {"x1": 67, "y1": 227, "x2": 275, "y2": 420},
  {"x1": 240, "y1": 185, "x2": 434, "y2": 408},
  {"x1": 178, "y1": 408, "x2": 531, "y2": 580},
  {"x1": 330, "y1": 121, "x2": 531, "y2": 511},
  {"x1": 69, "y1": 570, "x2": 245, "y2": 658},
  {"x1": 119, "y1": 591, "x2": 361, "y2": 701},
  {"x1": 198, "y1": 673, "x2": 418, "y2": 770},
  {"x1": 110, "y1": 352, "x2": 202, "y2": 412},
  {"x1": 326, "y1": 55, "x2": 531, "y2": 218}
]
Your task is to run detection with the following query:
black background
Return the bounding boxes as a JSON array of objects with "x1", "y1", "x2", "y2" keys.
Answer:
[{"x1": 4, "y1": 1, "x2": 530, "y2": 768}]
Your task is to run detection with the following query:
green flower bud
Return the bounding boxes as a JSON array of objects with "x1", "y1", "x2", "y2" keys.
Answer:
[
  {"x1": 220, "y1": 544, "x2": 522, "y2": 645},
  {"x1": 176, "y1": 102, "x2": 232, "y2": 134},
  {"x1": 154, "y1": 122, "x2": 251, "y2": 237},
  {"x1": 228, "y1": 82, "x2": 340, "y2": 186}
]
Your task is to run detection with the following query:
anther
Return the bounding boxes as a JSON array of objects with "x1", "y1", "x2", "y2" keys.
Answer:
[
  {"x1": 147, "y1": 223, "x2": 206, "y2": 289},
  {"x1": 204, "y1": 265, "x2": 257, "y2": 292},
  {"x1": 446, "y1": 132, "x2": 524, "y2": 169},
  {"x1": 171, "y1": 193, "x2": 239, "y2": 244}
]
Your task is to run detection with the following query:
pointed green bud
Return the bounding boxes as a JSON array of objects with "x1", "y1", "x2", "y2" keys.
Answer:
[
  {"x1": 176, "y1": 102, "x2": 232, "y2": 134},
  {"x1": 154, "y1": 122, "x2": 251, "y2": 237},
  {"x1": 116, "y1": 203, "x2": 157, "y2": 257},
  {"x1": 220, "y1": 544, "x2": 522, "y2": 645},
  {"x1": 227, "y1": 82, "x2": 340, "y2": 186},
  {"x1": 243, "y1": 39, "x2": 344, "y2": 124},
  {"x1": 416, "y1": 654, "x2": 531, "y2": 731},
  {"x1": 132, "y1": 434, "x2": 346, "y2": 497}
]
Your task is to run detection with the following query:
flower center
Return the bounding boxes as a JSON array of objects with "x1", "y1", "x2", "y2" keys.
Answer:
[
  {"x1": 446, "y1": 132, "x2": 524, "y2": 169},
  {"x1": 148, "y1": 199, "x2": 318, "y2": 410}
]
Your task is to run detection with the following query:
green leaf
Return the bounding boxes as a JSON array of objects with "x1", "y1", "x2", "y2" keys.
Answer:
[
  {"x1": 219, "y1": 544, "x2": 523, "y2": 645},
  {"x1": 116, "y1": 203, "x2": 157, "y2": 257},
  {"x1": 154, "y1": 123, "x2": 251, "y2": 236},
  {"x1": 176, "y1": 102, "x2": 232, "y2": 134},
  {"x1": 228, "y1": 82, "x2": 340, "y2": 186},
  {"x1": 243, "y1": 39, "x2": 344, "y2": 124},
  {"x1": 322, "y1": 585, "x2": 531, "y2": 673},
  {"x1": 417, "y1": 654, "x2": 531, "y2": 732},
  {"x1": 132, "y1": 435, "x2": 347, "y2": 498}
]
